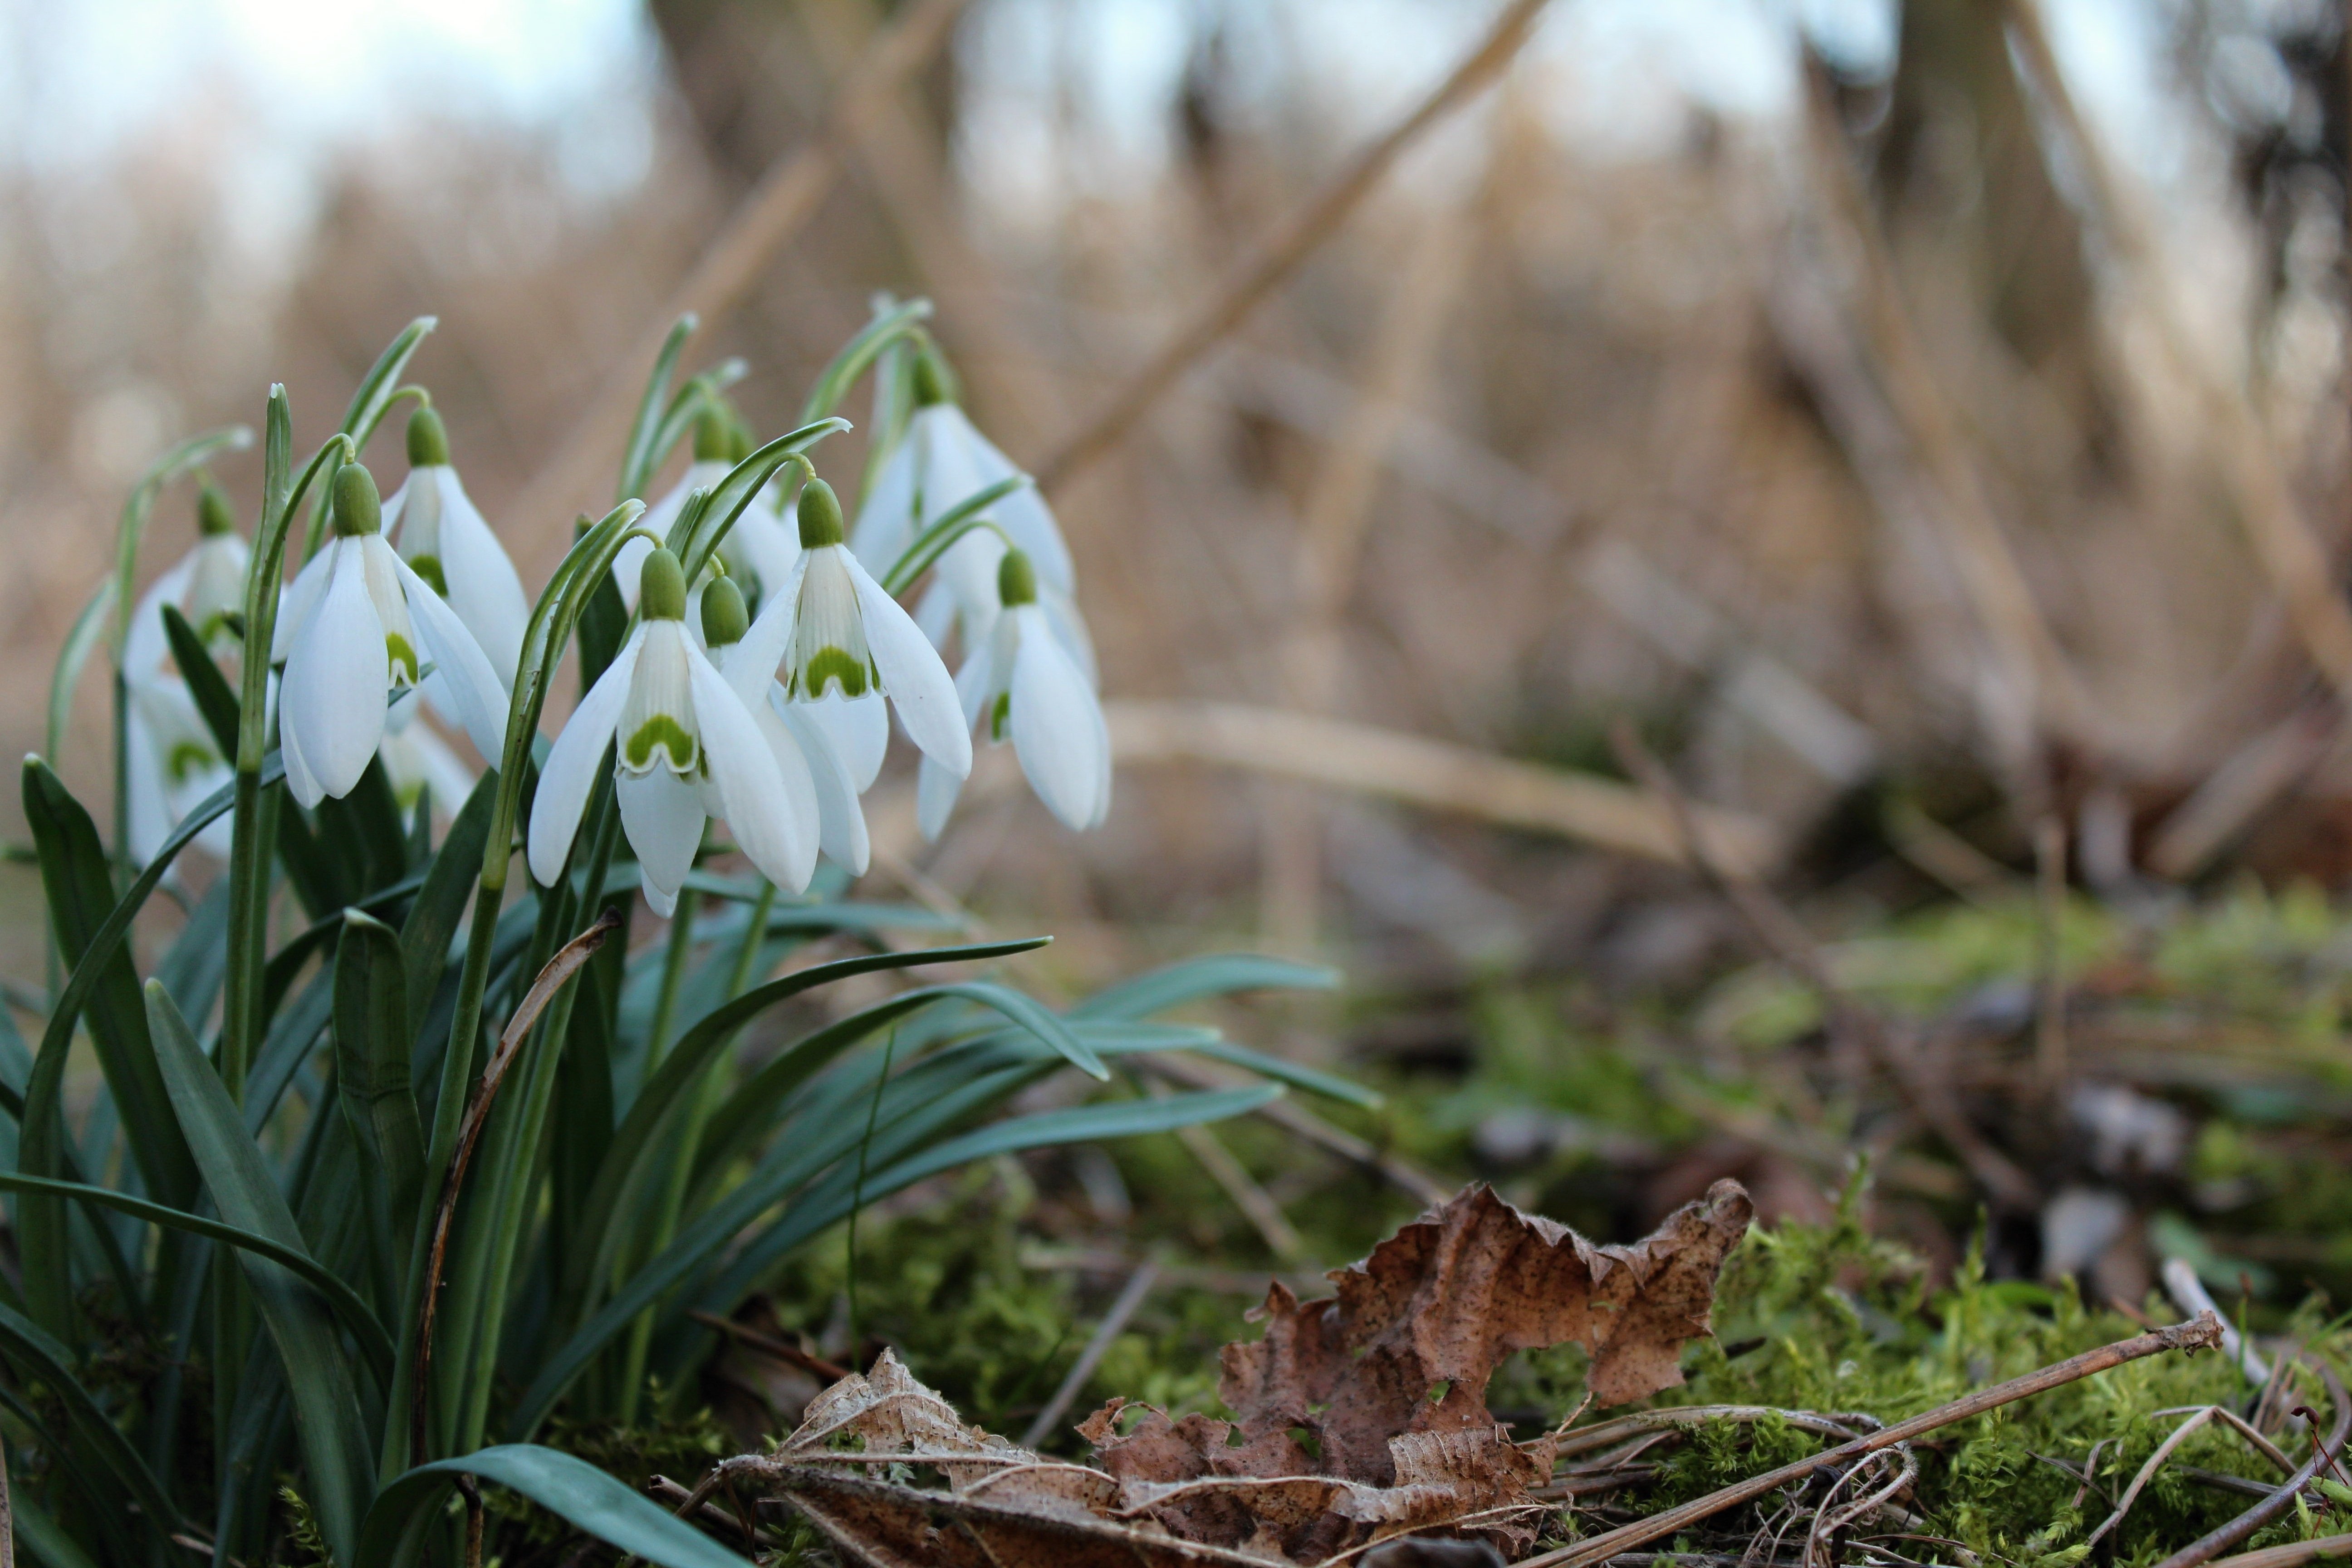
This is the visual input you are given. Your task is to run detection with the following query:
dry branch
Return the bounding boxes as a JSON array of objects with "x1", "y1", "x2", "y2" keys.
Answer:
[
  {"x1": 1109, "y1": 700, "x2": 1782, "y2": 874},
  {"x1": 1032, "y1": 0, "x2": 1555, "y2": 495}
]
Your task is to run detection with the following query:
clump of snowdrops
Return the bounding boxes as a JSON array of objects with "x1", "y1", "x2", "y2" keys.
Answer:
[{"x1": 11, "y1": 306, "x2": 1343, "y2": 1566}]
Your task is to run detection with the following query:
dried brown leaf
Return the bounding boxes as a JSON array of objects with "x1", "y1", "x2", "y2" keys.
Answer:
[{"x1": 749, "y1": 1182, "x2": 1753, "y2": 1566}]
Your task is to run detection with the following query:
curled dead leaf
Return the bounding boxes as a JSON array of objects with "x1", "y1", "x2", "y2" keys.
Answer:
[{"x1": 736, "y1": 1181, "x2": 1753, "y2": 1566}]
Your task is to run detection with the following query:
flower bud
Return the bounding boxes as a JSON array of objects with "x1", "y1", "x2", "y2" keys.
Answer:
[
  {"x1": 407, "y1": 405, "x2": 450, "y2": 467},
  {"x1": 997, "y1": 547, "x2": 1037, "y2": 608},
  {"x1": 797, "y1": 477, "x2": 845, "y2": 549},
  {"x1": 700, "y1": 574, "x2": 749, "y2": 648},
  {"x1": 638, "y1": 546, "x2": 687, "y2": 621},
  {"x1": 197, "y1": 481, "x2": 239, "y2": 538},
  {"x1": 693, "y1": 409, "x2": 730, "y2": 463},
  {"x1": 331, "y1": 463, "x2": 382, "y2": 537}
]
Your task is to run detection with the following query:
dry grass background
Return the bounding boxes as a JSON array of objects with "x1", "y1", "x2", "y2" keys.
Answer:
[{"x1": 5, "y1": 0, "x2": 2349, "y2": 1004}]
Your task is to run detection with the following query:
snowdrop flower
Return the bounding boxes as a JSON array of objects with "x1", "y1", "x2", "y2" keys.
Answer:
[
  {"x1": 123, "y1": 482, "x2": 250, "y2": 691},
  {"x1": 699, "y1": 575, "x2": 871, "y2": 877},
  {"x1": 273, "y1": 462, "x2": 510, "y2": 810},
  {"x1": 735, "y1": 476, "x2": 971, "y2": 782},
  {"x1": 850, "y1": 357, "x2": 1080, "y2": 662},
  {"x1": 919, "y1": 548, "x2": 1110, "y2": 839},
  {"x1": 383, "y1": 406, "x2": 529, "y2": 686},
  {"x1": 528, "y1": 547, "x2": 813, "y2": 917},
  {"x1": 120, "y1": 483, "x2": 250, "y2": 862}
]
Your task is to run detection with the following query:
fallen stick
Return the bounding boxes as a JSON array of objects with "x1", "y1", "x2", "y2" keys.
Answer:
[
  {"x1": 1517, "y1": 1314, "x2": 2227, "y2": 1568},
  {"x1": 2195, "y1": 1539, "x2": 2352, "y2": 1568},
  {"x1": 2149, "y1": 1353, "x2": 2351, "y2": 1568}
]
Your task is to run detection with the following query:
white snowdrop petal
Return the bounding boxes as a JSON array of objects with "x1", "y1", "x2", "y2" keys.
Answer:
[
  {"x1": 124, "y1": 557, "x2": 195, "y2": 691},
  {"x1": 124, "y1": 708, "x2": 171, "y2": 866},
  {"x1": 611, "y1": 535, "x2": 652, "y2": 612},
  {"x1": 281, "y1": 541, "x2": 389, "y2": 806},
  {"x1": 527, "y1": 630, "x2": 641, "y2": 887},
  {"x1": 272, "y1": 546, "x2": 335, "y2": 663},
  {"x1": 1008, "y1": 608, "x2": 1109, "y2": 831},
  {"x1": 432, "y1": 469, "x2": 529, "y2": 687},
  {"x1": 1039, "y1": 587, "x2": 1099, "y2": 691},
  {"x1": 776, "y1": 697, "x2": 869, "y2": 875},
  {"x1": 804, "y1": 691, "x2": 889, "y2": 794},
  {"x1": 789, "y1": 547, "x2": 873, "y2": 700},
  {"x1": 690, "y1": 648, "x2": 813, "y2": 892},
  {"x1": 387, "y1": 545, "x2": 510, "y2": 765},
  {"x1": 916, "y1": 754, "x2": 964, "y2": 843},
  {"x1": 934, "y1": 405, "x2": 1074, "y2": 590},
  {"x1": 913, "y1": 578, "x2": 957, "y2": 652},
  {"x1": 848, "y1": 438, "x2": 920, "y2": 578},
  {"x1": 617, "y1": 768, "x2": 705, "y2": 913},
  {"x1": 845, "y1": 550, "x2": 970, "y2": 776},
  {"x1": 725, "y1": 550, "x2": 807, "y2": 709},
  {"x1": 935, "y1": 528, "x2": 1007, "y2": 639}
]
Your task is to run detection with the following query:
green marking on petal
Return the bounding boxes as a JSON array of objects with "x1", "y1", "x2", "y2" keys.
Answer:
[
  {"x1": 803, "y1": 647, "x2": 869, "y2": 698},
  {"x1": 386, "y1": 632, "x2": 421, "y2": 686},
  {"x1": 408, "y1": 554, "x2": 448, "y2": 598},
  {"x1": 166, "y1": 742, "x2": 216, "y2": 783},
  {"x1": 990, "y1": 691, "x2": 1011, "y2": 743},
  {"x1": 623, "y1": 715, "x2": 698, "y2": 772}
]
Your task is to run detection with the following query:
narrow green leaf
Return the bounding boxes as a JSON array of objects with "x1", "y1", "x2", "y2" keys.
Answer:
[
  {"x1": 801, "y1": 294, "x2": 934, "y2": 425},
  {"x1": 618, "y1": 315, "x2": 696, "y2": 503},
  {"x1": 342, "y1": 317, "x2": 436, "y2": 449},
  {"x1": 635, "y1": 359, "x2": 749, "y2": 504},
  {"x1": 0, "y1": 1168, "x2": 392, "y2": 1372},
  {"x1": 674, "y1": 416, "x2": 853, "y2": 584},
  {"x1": 357, "y1": 1446, "x2": 754, "y2": 1568},
  {"x1": 145, "y1": 981, "x2": 376, "y2": 1561},
  {"x1": 10, "y1": 1494, "x2": 104, "y2": 1568},
  {"x1": 879, "y1": 475, "x2": 1029, "y2": 595},
  {"x1": 159, "y1": 601, "x2": 239, "y2": 757},
  {"x1": 21, "y1": 759, "x2": 197, "y2": 1206},
  {"x1": 1179, "y1": 1040, "x2": 1380, "y2": 1108},
  {"x1": 44, "y1": 580, "x2": 113, "y2": 767},
  {"x1": 401, "y1": 766, "x2": 497, "y2": 1033},
  {"x1": 110, "y1": 423, "x2": 254, "y2": 662},
  {"x1": 1070, "y1": 953, "x2": 1342, "y2": 1019},
  {"x1": 566, "y1": 939, "x2": 1050, "y2": 1302},
  {"x1": 336, "y1": 909, "x2": 426, "y2": 1270}
]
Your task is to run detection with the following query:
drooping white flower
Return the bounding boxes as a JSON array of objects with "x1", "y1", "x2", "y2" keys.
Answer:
[
  {"x1": 919, "y1": 548, "x2": 1110, "y2": 839},
  {"x1": 383, "y1": 406, "x2": 529, "y2": 687},
  {"x1": 850, "y1": 359, "x2": 1078, "y2": 660},
  {"x1": 273, "y1": 462, "x2": 510, "y2": 811},
  {"x1": 698, "y1": 575, "x2": 870, "y2": 877},
  {"x1": 733, "y1": 476, "x2": 972, "y2": 782},
  {"x1": 528, "y1": 546, "x2": 815, "y2": 917},
  {"x1": 121, "y1": 483, "x2": 252, "y2": 863},
  {"x1": 123, "y1": 482, "x2": 251, "y2": 693}
]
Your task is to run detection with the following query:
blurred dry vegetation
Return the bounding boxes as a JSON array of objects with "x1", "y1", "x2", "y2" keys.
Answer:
[{"x1": 13, "y1": 0, "x2": 2352, "y2": 1313}]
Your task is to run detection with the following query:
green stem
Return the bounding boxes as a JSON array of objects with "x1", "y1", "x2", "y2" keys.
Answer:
[{"x1": 612, "y1": 882, "x2": 703, "y2": 1422}]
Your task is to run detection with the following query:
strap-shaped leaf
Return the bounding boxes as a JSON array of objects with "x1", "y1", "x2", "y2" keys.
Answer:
[
  {"x1": 21, "y1": 759, "x2": 198, "y2": 1208},
  {"x1": 341, "y1": 316, "x2": 435, "y2": 451},
  {"x1": 878, "y1": 475, "x2": 1028, "y2": 595},
  {"x1": 337, "y1": 910, "x2": 426, "y2": 1257},
  {"x1": 617, "y1": 314, "x2": 698, "y2": 503},
  {"x1": 0, "y1": 1168, "x2": 392, "y2": 1372},
  {"x1": 800, "y1": 294, "x2": 932, "y2": 424},
  {"x1": 10, "y1": 1493, "x2": 103, "y2": 1568},
  {"x1": 145, "y1": 981, "x2": 376, "y2": 1563},
  {"x1": 400, "y1": 766, "x2": 497, "y2": 1032},
  {"x1": 1071, "y1": 952, "x2": 1341, "y2": 1019},
  {"x1": 357, "y1": 1445, "x2": 754, "y2": 1568},
  {"x1": 564, "y1": 938, "x2": 1049, "y2": 1305},
  {"x1": 673, "y1": 416, "x2": 853, "y2": 584}
]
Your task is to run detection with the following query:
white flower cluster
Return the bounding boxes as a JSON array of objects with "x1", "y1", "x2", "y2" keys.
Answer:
[{"x1": 129, "y1": 354, "x2": 1109, "y2": 919}]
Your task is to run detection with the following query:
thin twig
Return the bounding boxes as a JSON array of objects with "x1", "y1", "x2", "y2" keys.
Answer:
[
  {"x1": 2194, "y1": 1537, "x2": 2352, "y2": 1568},
  {"x1": 1136, "y1": 1051, "x2": 1450, "y2": 1206},
  {"x1": 1033, "y1": 0, "x2": 1555, "y2": 494},
  {"x1": 2033, "y1": 816, "x2": 2068, "y2": 1082},
  {"x1": 1019, "y1": 1258, "x2": 1159, "y2": 1449},
  {"x1": 1518, "y1": 1314, "x2": 2226, "y2": 1568},
  {"x1": 2150, "y1": 1353, "x2": 2351, "y2": 1568},
  {"x1": 0, "y1": 1428, "x2": 12, "y2": 1568},
  {"x1": 508, "y1": 0, "x2": 972, "y2": 539},
  {"x1": 2163, "y1": 1258, "x2": 2274, "y2": 1385},
  {"x1": 1174, "y1": 1121, "x2": 1306, "y2": 1263},
  {"x1": 2086, "y1": 1406, "x2": 2219, "y2": 1548},
  {"x1": 688, "y1": 1310, "x2": 854, "y2": 1385},
  {"x1": 411, "y1": 909, "x2": 622, "y2": 1465}
]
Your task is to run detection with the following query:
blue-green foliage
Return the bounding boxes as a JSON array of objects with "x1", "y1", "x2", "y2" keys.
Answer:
[{"x1": 5, "y1": 315, "x2": 1331, "y2": 1567}]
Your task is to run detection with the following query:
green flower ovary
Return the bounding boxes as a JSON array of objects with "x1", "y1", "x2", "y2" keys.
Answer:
[
  {"x1": 166, "y1": 741, "x2": 219, "y2": 783},
  {"x1": 623, "y1": 715, "x2": 699, "y2": 773},
  {"x1": 794, "y1": 647, "x2": 873, "y2": 700},
  {"x1": 386, "y1": 632, "x2": 420, "y2": 686}
]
